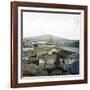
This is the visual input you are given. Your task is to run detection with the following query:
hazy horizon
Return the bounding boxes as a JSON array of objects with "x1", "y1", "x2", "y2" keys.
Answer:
[{"x1": 23, "y1": 34, "x2": 79, "y2": 40}]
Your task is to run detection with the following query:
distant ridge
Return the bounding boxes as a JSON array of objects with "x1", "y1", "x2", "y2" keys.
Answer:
[{"x1": 23, "y1": 34, "x2": 79, "y2": 45}]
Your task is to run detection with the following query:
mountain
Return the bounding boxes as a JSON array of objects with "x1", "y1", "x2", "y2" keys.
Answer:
[{"x1": 23, "y1": 35, "x2": 79, "y2": 46}]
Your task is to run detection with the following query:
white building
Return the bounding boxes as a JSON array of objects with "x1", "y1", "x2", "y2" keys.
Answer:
[
  {"x1": 37, "y1": 41, "x2": 46, "y2": 44},
  {"x1": 48, "y1": 48, "x2": 57, "y2": 55},
  {"x1": 23, "y1": 47, "x2": 34, "y2": 51}
]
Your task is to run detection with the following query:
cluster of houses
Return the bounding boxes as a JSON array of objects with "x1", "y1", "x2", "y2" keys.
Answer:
[
  {"x1": 22, "y1": 39, "x2": 79, "y2": 76},
  {"x1": 23, "y1": 40, "x2": 78, "y2": 68},
  {"x1": 24, "y1": 40, "x2": 56, "y2": 49}
]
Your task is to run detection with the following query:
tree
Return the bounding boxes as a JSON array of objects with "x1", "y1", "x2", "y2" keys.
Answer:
[{"x1": 54, "y1": 55, "x2": 60, "y2": 69}]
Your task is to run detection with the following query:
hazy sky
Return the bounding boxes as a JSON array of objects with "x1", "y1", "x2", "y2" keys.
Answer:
[{"x1": 23, "y1": 11, "x2": 81, "y2": 40}]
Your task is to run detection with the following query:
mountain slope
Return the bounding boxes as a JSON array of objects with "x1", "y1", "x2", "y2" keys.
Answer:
[{"x1": 23, "y1": 34, "x2": 79, "y2": 46}]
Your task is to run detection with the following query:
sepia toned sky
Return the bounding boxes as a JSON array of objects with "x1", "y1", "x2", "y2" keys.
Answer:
[{"x1": 23, "y1": 11, "x2": 81, "y2": 40}]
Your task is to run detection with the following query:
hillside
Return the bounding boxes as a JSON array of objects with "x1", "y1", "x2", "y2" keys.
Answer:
[{"x1": 23, "y1": 34, "x2": 79, "y2": 47}]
